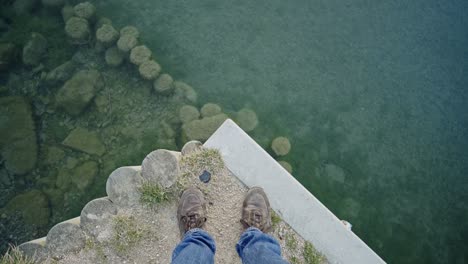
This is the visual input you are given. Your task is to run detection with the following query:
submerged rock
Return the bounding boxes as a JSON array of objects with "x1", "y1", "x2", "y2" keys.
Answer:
[
  {"x1": 0, "y1": 43, "x2": 18, "y2": 71},
  {"x1": 278, "y1": 161, "x2": 293, "y2": 174},
  {"x1": 182, "y1": 114, "x2": 228, "y2": 142},
  {"x1": 96, "y1": 24, "x2": 119, "y2": 47},
  {"x1": 0, "y1": 97, "x2": 37, "y2": 175},
  {"x1": 71, "y1": 161, "x2": 98, "y2": 190},
  {"x1": 323, "y1": 163, "x2": 346, "y2": 184},
  {"x1": 2, "y1": 190, "x2": 49, "y2": 226},
  {"x1": 120, "y1": 26, "x2": 139, "y2": 38},
  {"x1": 271, "y1": 137, "x2": 291, "y2": 156},
  {"x1": 138, "y1": 60, "x2": 161, "y2": 80},
  {"x1": 179, "y1": 105, "x2": 200, "y2": 124},
  {"x1": 105, "y1": 46, "x2": 125, "y2": 67},
  {"x1": 174, "y1": 81, "x2": 197, "y2": 103},
  {"x1": 22, "y1": 32, "x2": 47, "y2": 66},
  {"x1": 117, "y1": 34, "x2": 138, "y2": 53},
  {"x1": 73, "y1": 1, "x2": 96, "y2": 20},
  {"x1": 200, "y1": 103, "x2": 222, "y2": 118},
  {"x1": 129, "y1": 45, "x2": 151, "y2": 65},
  {"x1": 235, "y1": 108, "x2": 258, "y2": 132},
  {"x1": 45, "y1": 60, "x2": 77, "y2": 84},
  {"x1": 62, "y1": 127, "x2": 106, "y2": 156},
  {"x1": 65, "y1": 17, "x2": 90, "y2": 43},
  {"x1": 55, "y1": 69, "x2": 104, "y2": 115},
  {"x1": 61, "y1": 5, "x2": 74, "y2": 22},
  {"x1": 153, "y1": 73, "x2": 174, "y2": 95}
]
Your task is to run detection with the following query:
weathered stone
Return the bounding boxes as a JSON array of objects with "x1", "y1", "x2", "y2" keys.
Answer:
[
  {"x1": 80, "y1": 197, "x2": 117, "y2": 238},
  {"x1": 96, "y1": 24, "x2": 119, "y2": 47},
  {"x1": 45, "y1": 60, "x2": 76, "y2": 84},
  {"x1": 62, "y1": 127, "x2": 106, "y2": 155},
  {"x1": 65, "y1": 17, "x2": 90, "y2": 43},
  {"x1": 71, "y1": 161, "x2": 98, "y2": 190},
  {"x1": 2, "y1": 190, "x2": 49, "y2": 226},
  {"x1": 179, "y1": 105, "x2": 200, "y2": 124},
  {"x1": 129, "y1": 45, "x2": 151, "y2": 65},
  {"x1": 61, "y1": 5, "x2": 74, "y2": 22},
  {"x1": 73, "y1": 1, "x2": 95, "y2": 20},
  {"x1": 236, "y1": 108, "x2": 258, "y2": 132},
  {"x1": 138, "y1": 60, "x2": 161, "y2": 80},
  {"x1": 153, "y1": 73, "x2": 174, "y2": 95},
  {"x1": 174, "y1": 81, "x2": 197, "y2": 103},
  {"x1": 201, "y1": 103, "x2": 222, "y2": 118},
  {"x1": 55, "y1": 69, "x2": 104, "y2": 115},
  {"x1": 182, "y1": 114, "x2": 228, "y2": 142},
  {"x1": 18, "y1": 241, "x2": 48, "y2": 262},
  {"x1": 120, "y1": 26, "x2": 139, "y2": 38},
  {"x1": 181, "y1": 141, "x2": 203, "y2": 156},
  {"x1": 56, "y1": 168, "x2": 71, "y2": 190},
  {"x1": 271, "y1": 137, "x2": 291, "y2": 156},
  {"x1": 0, "y1": 43, "x2": 17, "y2": 71},
  {"x1": 0, "y1": 97, "x2": 37, "y2": 175},
  {"x1": 22, "y1": 32, "x2": 47, "y2": 66},
  {"x1": 141, "y1": 149, "x2": 180, "y2": 188},
  {"x1": 117, "y1": 34, "x2": 137, "y2": 52},
  {"x1": 106, "y1": 166, "x2": 143, "y2": 207},
  {"x1": 45, "y1": 146, "x2": 65, "y2": 165},
  {"x1": 105, "y1": 46, "x2": 125, "y2": 67},
  {"x1": 46, "y1": 222, "x2": 85, "y2": 256},
  {"x1": 278, "y1": 161, "x2": 293, "y2": 174},
  {"x1": 324, "y1": 163, "x2": 346, "y2": 184}
]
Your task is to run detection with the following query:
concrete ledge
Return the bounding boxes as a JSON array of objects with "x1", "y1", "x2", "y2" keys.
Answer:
[{"x1": 205, "y1": 119, "x2": 385, "y2": 264}]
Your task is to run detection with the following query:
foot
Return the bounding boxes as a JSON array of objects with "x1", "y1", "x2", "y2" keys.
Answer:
[
  {"x1": 177, "y1": 187, "x2": 207, "y2": 237},
  {"x1": 240, "y1": 187, "x2": 272, "y2": 232}
]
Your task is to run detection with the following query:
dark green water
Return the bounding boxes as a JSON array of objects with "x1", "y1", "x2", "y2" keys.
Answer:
[{"x1": 1, "y1": 0, "x2": 467, "y2": 263}]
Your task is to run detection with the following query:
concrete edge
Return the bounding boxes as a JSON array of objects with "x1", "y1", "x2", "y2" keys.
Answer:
[{"x1": 204, "y1": 119, "x2": 385, "y2": 264}]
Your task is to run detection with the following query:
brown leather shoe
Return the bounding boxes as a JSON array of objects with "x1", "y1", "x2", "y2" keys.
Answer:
[
  {"x1": 240, "y1": 187, "x2": 272, "y2": 232},
  {"x1": 177, "y1": 187, "x2": 207, "y2": 237}
]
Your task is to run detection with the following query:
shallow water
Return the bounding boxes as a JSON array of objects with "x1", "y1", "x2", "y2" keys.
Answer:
[{"x1": 1, "y1": 0, "x2": 468, "y2": 263}]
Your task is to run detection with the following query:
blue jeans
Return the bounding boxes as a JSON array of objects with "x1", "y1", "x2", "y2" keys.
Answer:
[{"x1": 172, "y1": 227, "x2": 288, "y2": 264}]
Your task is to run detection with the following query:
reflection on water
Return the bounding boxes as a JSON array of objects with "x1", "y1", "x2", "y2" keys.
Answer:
[{"x1": 1, "y1": 0, "x2": 468, "y2": 263}]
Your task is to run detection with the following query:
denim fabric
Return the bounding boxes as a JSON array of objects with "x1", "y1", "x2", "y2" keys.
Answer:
[
  {"x1": 236, "y1": 227, "x2": 289, "y2": 264},
  {"x1": 172, "y1": 228, "x2": 216, "y2": 264},
  {"x1": 171, "y1": 227, "x2": 288, "y2": 264}
]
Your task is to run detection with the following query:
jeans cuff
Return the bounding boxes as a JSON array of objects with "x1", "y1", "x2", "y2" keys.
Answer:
[
  {"x1": 244, "y1": 226, "x2": 261, "y2": 233},
  {"x1": 184, "y1": 228, "x2": 205, "y2": 237}
]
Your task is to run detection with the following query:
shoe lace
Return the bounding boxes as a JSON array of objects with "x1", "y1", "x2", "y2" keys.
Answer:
[
  {"x1": 247, "y1": 209, "x2": 264, "y2": 229},
  {"x1": 182, "y1": 211, "x2": 204, "y2": 230}
]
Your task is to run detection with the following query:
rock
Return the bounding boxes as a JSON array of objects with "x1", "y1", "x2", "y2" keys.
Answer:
[
  {"x1": 18, "y1": 241, "x2": 47, "y2": 263},
  {"x1": 22, "y1": 32, "x2": 47, "y2": 66},
  {"x1": 65, "y1": 17, "x2": 90, "y2": 43},
  {"x1": 117, "y1": 34, "x2": 138, "y2": 53},
  {"x1": 62, "y1": 127, "x2": 106, "y2": 156},
  {"x1": 182, "y1": 114, "x2": 228, "y2": 142},
  {"x1": 324, "y1": 163, "x2": 346, "y2": 184},
  {"x1": 179, "y1": 105, "x2": 200, "y2": 124},
  {"x1": 0, "y1": 97, "x2": 37, "y2": 175},
  {"x1": 271, "y1": 137, "x2": 291, "y2": 156},
  {"x1": 80, "y1": 197, "x2": 117, "y2": 238},
  {"x1": 61, "y1": 5, "x2": 74, "y2": 22},
  {"x1": 55, "y1": 69, "x2": 104, "y2": 115},
  {"x1": 45, "y1": 146, "x2": 65, "y2": 165},
  {"x1": 56, "y1": 168, "x2": 72, "y2": 190},
  {"x1": 129, "y1": 45, "x2": 151, "y2": 65},
  {"x1": 141, "y1": 150, "x2": 180, "y2": 188},
  {"x1": 42, "y1": 0, "x2": 64, "y2": 7},
  {"x1": 105, "y1": 46, "x2": 125, "y2": 67},
  {"x1": 278, "y1": 161, "x2": 293, "y2": 174},
  {"x1": 106, "y1": 166, "x2": 143, "y2": 207},
  {"x1": 120, "y1": 26, "x2": 139, "y2": 38},
  {"x1": 13, "y1": 0, "x2": 38, "y2": 15},
  {"x1": 138, "y1": 60, "x2": 161, "y2": 80},
  {"x1": 46, "y1": 222, "x2": 85, "y2": 256},
  {"x1": 0, "y1": 43, "x2": 18, "y2": 71},
  {"x1": 71, "y1": 161, "x2": 98, "y2": 190},
  {"x1": 181, "y1": 140, "x2": 203, "y2": 156},
  {"x1": 45, "y1": 60, "x2": 76, "y2": 84},
  {"x1": 200, "y1": 103, "x2": 222, "y2": 118},
  {"x1": 236, "y1": 108, "x2": 258, "y2": 132},
  {"x1": 3, "y1": 190, "x2": 49, "y2": 226},
  {"x1": 153, "y1": 73, "x2": 174, "y2": 95},
  {"x1": 174, "y1": 81, "x2": 197, "y2": 103},
  {"x1": 96, "y1": 24, "x2": 119, "y2": 47},
  {"x1": 73, "y1": 1, "x2": 96, "y2": 20},
  {"x1": 95, "y1": 17, "x2": 112, "y2": 29}
]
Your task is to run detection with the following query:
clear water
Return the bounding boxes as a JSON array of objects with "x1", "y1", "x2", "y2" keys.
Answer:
[{"x1": 1, "y1": 0, "x2": 468, "y2": 263}]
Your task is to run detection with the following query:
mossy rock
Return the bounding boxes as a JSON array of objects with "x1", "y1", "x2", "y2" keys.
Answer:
[
  {"x1": 271, "y1": 137, "x2": 291, "y2": 156},
  {"x1": 182, "y1": 114, "x2": 228, "y2": 142},
  {"x1": 62, "y1": 127, "x2": 106, "y2": 156},
  {"x1": 200, "y1": 103, "x2": 222, "y2": 118},
  {"x1": 2, "y1": 190, "x2": 50, "y2": 227}
]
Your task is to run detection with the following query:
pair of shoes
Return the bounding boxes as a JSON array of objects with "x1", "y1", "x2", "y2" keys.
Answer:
[{"x1": 177, "y1": 186, "x2": 272, "y2": 236}]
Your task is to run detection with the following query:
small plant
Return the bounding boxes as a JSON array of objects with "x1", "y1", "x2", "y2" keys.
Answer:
[
  {"x1": 271, "y1": 210, "x2": 282, "y2": 229},
  {"x1": 1, "y1": 245, "x2": 35, "y2": 264},
  {"x1": 290, "y1": 256, "x2": 300, "y2": 264},
  {"x1": 138, "y1": 181, "x2": 170, "y2": 206},
  {"x1": 303, "y1": 242, "x2": 325, "y2": 264},
  {"x1": 180, "y1": 148, "x2": 224, "y2": 177},
  {"x1": 286, "y1": 233, "x2": 298, "y2": 251},
  {"x1": 111, "y1": 215, "x2": 145, "y2": 255}
]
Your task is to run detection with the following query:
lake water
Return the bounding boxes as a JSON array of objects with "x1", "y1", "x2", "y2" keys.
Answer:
[{"x1": 1, "y1": 0, "x2": 467, "y2": 263}]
